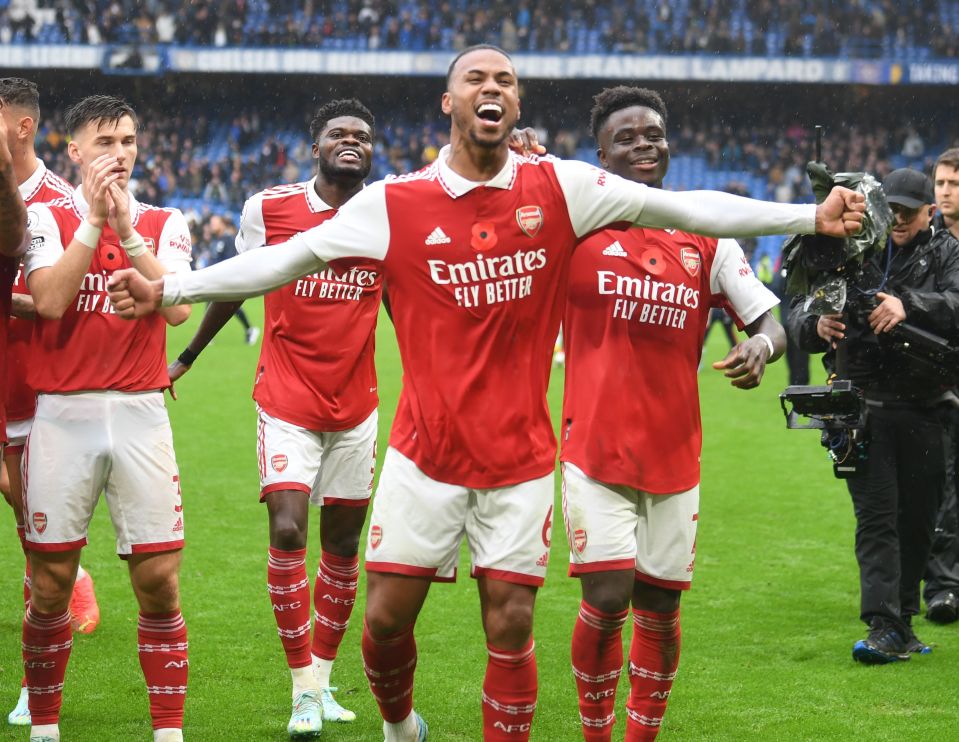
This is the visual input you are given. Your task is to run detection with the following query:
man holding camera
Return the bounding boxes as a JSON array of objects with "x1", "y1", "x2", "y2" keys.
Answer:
[{"x1": 790, "y1": 168, "x2": 959, "y2": 663}]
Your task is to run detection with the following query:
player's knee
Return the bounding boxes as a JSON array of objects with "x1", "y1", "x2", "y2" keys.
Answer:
[
  {"x1": 633, "y1": 581, "x2": 681, "y2": 614},
  {"x1": 28, "y1": 562, "x2": 74, "y2": 612},
  {"x1": 583, "y1": 589, "x2": 631, "y2": 616},
  {"x1": 364, "y1": 604, "x2": 414, "y2": 639},
  {"x1": 269, "y1": 516, "x2": 308, "y2": 550},
  {"x1": 485, "y1": 601, "x2": 534, "y2": 649}
]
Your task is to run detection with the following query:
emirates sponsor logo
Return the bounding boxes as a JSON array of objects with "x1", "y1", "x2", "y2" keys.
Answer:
[
  {"x1": 370, "y1": 524, "x2": 383, "y2": 549},
  {"x1": 602, "y1": 241, "x2": 628, "y2": 257},
  {"x1": 33, "y1": 512, "x2": 47, "y2": 534},
  {"x1": 515, "y1": 205, "x2": 543, "y2": 238},
  {"x1": 271, "y1": 454, "x2": 288, "y2": 473},
  {"x1": 597, "y1": 271, "x2": 700, "y2": 309},
  {"x1": 292, "y1": 265, "x2": 377, "y2": 302},
  {"x1": 429, "y1": 248, "x2": 547, "y2": 308},
  {"x1": 573, "y1": 528, "x2": 588, "y2": 553},
  {"x1": 680, "y1": 247, "x2": 701, "y2": 277}
]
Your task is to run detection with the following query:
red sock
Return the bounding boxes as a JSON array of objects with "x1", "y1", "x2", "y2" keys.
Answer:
[
  {"x1": 482, "y1": 639, "x2": 537, "y2": 741},
  {"x1": 22, "y1": 606, "x2": 72, "y2": 725},
  {"x1": 625, "y1": 609, "x2": 681, "y2": 742},
  {"x1": 138, "y1": 611, "x2": 188, "y2": 730},
  {"x1": 362, "y1": 621, "x2": 417, "y2": 723},
  {"x1": 267, "y1": 546, "x2": 312, "y2": 668},
  {"x1": 311, "y1": 550, "x2": 358, "y2": 662},
  {"x1": 571, "y1": 602, "x2": 628, "y2": 742}
]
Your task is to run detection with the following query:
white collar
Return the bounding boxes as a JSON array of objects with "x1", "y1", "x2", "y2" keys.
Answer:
[
  {"x1": 18, "y1": 160, "x2": 47, "y2": 200},
  {"x1": 72, "y1": 184, "x2": 140, "y2": 221},
  {"x1": 435, "y1": 144, "x2": 517, "y2": 198},
  {"x1": 305, "y1": 176, "x2": 333, "y2": 213}
]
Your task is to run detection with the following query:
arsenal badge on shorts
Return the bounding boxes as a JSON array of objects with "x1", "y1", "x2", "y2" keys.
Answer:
[
  {"x1": 33, "y1": 512, "x2": 48, "y2": 534},
  {"x1": 680, "y1": 247, "x2": 702, "y2": 277},
  {"x1": 516, "y1": 205, "x2": 543, "y2": 238},
  {"x1": 369, "y1": 524, "x2": 383, "y2": 549},
  {"x1": 573, "y1": 528, "x2": 588, "y2": 553},
  {"x1": 271, "y1": 454, "x2": 288, "y2": 473}
]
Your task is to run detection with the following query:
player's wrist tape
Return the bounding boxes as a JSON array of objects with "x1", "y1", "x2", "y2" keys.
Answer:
[
  {"x1": 121, "y1": 231, "x2": 147, "y2": 258},
  {"x1": 178, "y1": 348, "x2": 199, "y2": 366},
  {"x1": 74, "y1": 219, "x2": 102, "y2": 249},
  {"x1": 754, "y1": 332, "x2": 775, "y2": 357}
]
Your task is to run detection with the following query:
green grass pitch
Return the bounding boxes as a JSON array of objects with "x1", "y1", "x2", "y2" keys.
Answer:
[{"x1": 1, "y1": 302, "x2": 957, "y2": 741}]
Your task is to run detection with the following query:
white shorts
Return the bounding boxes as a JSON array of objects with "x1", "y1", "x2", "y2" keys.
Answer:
[
  {"x1": 23, "y1": 392, "x2": 184, "y2": 556},
  {"x1": 365, "y1": 447, "x2": 554, "y2": 586},
  {"x1": 4, "y1": 417, "x2": 33, "y2": 453},
  {"x1": 256, "y1": 406, "x2": 376, "y2": 507},
  {"x1": 562, "y1": 462, "x2": 699, "y2": 590}
]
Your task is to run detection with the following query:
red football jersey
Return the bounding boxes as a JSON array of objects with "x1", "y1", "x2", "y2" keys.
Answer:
[
  {"x1": 297, "y1": 152, "x2": 646, "y2": 488},
  {"x1": 560, "y1": 227, "x2": 778, "y2": 493},
  {"x1": 6, "y1": 161, "x2": 72, "y2": 422},
  {"x1": 236, "y1": 178, "x2": 382, "y2": 431},
  {"x1": 24, "y1": 186, "x2": 192, "y2": 393}
]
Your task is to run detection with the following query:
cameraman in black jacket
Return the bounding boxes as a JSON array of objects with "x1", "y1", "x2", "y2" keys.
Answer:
[{"x1": 789, "y1": 168, "x2": 959, "y2": 664}]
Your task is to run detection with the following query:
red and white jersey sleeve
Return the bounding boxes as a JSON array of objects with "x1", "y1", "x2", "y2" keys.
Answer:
[
  {"x1": 560, "y1": 227, "x2": 777, "y2": 494},
  {"x1": 24, "y1": 187, "x2": 191, "y2": 394},
  {"x1": 237, "y1": 178, "x2": 381, "y2": 431},
  {"x1": 5, "y1": 161, "x2": 73, "y2": 423}
]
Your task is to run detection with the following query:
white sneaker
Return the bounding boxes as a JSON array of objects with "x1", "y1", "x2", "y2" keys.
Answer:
[
  {"x1": 8, "y1": 686, "x2": 30, "y2": 725},
  {"x1": 29, "y1": 723, "x2": 59, "y2": 742},
  {"x1": 287, "y1": 689, "x2": 322, "y2": 738},
  {"x1": 245, "y1": 326, "x2": 261, "y2": 345},
  {"x1": 319, "y1": 687, "x2": 356, "y2": 722}
]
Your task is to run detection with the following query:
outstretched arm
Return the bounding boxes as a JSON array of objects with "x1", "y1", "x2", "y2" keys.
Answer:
[
  {"x1": 109, "y1": 234, "x2": 322, "y2": 317},
  {"x1": 639, "y1": 186, "x2": 864, "y2": 239}
]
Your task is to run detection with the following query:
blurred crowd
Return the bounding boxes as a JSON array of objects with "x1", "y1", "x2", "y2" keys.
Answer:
[{"x1": 1, "y1": 0, "x2": 957, "y2": 58}]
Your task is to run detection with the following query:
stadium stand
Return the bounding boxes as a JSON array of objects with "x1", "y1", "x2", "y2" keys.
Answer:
[{"x1": 0, "y1": 0, "x2": 957, "y2": 59}]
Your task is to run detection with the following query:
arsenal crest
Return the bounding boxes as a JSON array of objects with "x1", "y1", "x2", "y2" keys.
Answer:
[
  {"x1": 680, "y1": 247, "x2": 701, "y2": 277},
  {"x1": 573, "y1": 528, "x2": 588, "y2": 554},
  {"x1": 516, "y1": 205, "x2": 543, "y2": 238},
  {"x1": 271, "y1": 454, "x2": 288, "y2": 473},
  {"x1": 370, "y1": 524, "x2": 383, "y2": 549},
  {"x1": 33, "y1": 512, "x2": 48, "y2": 534},
  {"x1": 144, "y1": 238, "x2": 157, "y2": 256}
]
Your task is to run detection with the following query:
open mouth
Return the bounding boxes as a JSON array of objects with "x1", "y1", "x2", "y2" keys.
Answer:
[
  {"x1": 336, "y1": 149, "x2": 362, "y2": 163},
  {"x1": 476, "y1": 102, "x2": 504, "y2": 127},
  {"x1": 631, "y1": 156, "x2": 659, "y2": 169}
]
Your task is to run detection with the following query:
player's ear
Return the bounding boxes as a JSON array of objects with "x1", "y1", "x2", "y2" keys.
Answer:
[
  {"x1": 596, "y1": 147, "x2": 607, "y2": 169},
  {"x1": 312, "y1": 142, "x2": 320, "y2": 160},
  {"x1": 441, "y1": 91, "x2": 452, "y2": 115},
  {"x1": 67, "y1": 138, "x2": 82, "y2": 165},
  {"x1": 17, "y1": 115, "x2": 34, "y2": 142}
]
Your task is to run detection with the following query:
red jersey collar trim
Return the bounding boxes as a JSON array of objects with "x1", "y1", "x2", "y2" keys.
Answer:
[
  {"x1": 435, "y1": 144, "x2": 517, "y2": 199},
  {"x1": 18, "y1": 160, "x2": 47, "y2": 201},
  {"x1": 72, "y1": 184, "x2": 141, "y2": 225}
]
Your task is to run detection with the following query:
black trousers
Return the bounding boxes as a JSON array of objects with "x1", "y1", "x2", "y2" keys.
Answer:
[
  {"x1": 846, "y1": 404, "x2": 948, "y2": 629},
  {"x1": 924, "y1": 406, "x2": 959, "y2": 601}
]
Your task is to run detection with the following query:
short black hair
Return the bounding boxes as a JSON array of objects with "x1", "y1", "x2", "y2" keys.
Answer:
[
  {"x1": 446, "y1": 44, "x2": 513, "y2": 87},
  {"x1": 309, "y1": 98, "x2": 375, "y2": 142},
  {"x1": 590, "y1": 86, "x2": 668, "y2": 143},
  {"x1": 935, "y1": 147, "x2": 959, "y2": 174},
  {"x1": 64, "y1": 95, "x2": 138, "y2": 136},
  {"x1": 0, "y1": 77, "x2": 40, "y2": 117}
]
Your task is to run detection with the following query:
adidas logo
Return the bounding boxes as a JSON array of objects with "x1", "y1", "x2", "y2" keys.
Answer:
[
  {"x1": 172, "y1": 517, "x2": 184, "y2": 533},
  {"x1": 602, "y1": 241, "x2": 628, "y2": 257},
  {"x1": 425, "y1": 227, "x2": 452, "y2": 245}
]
